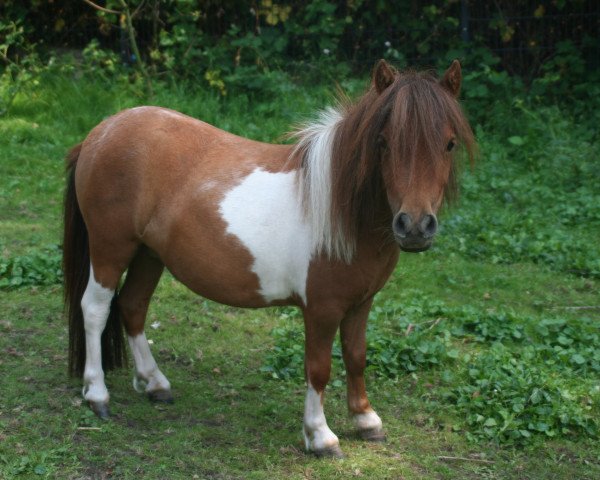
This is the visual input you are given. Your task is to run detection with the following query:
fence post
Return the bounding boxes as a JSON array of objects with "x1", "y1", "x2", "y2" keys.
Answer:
[{"x1": 460, "y1": 0, "x2": 470, "y2": 43}]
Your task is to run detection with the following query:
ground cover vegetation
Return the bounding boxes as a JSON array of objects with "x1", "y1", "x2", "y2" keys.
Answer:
[{"x1": 1, "y1": 1, "x2": 599, "y2": 478}]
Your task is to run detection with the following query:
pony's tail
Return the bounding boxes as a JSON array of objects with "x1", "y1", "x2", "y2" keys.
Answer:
[{"x1": 63, "y1": 144, "x2": 127, "y2": 378}]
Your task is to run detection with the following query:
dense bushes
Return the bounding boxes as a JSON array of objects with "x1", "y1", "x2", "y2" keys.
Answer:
[
  {"x1": 1, "y1": 1, "x2": 599, "y2": 99},
  {"x1": 0, "y1": 2, "x2": 598, "y2": 140}
]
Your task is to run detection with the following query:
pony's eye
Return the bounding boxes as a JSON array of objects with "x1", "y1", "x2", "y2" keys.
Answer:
[{"x1": 446, "y1": 140, "x2": 456, "y2": 152}]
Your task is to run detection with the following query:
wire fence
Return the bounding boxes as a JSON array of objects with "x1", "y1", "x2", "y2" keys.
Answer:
[
  {"x1": 4, "y1": 1, "x2": 599, "y2": 77},
  {"x1": 466, "y1": 1, "x2": 600, "y2": 76}
]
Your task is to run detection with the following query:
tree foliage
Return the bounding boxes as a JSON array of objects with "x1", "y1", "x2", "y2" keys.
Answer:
[
  {"x1": 0, "y1": 1, "x2": 598, "y2": 115},
  {"x1": 1, "y1": 1, "x2": 598, "y2": 74}
]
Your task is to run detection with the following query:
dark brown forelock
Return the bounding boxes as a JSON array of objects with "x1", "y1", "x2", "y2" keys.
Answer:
[{"x1": 329, "y1": 70, "x2": 475, "y2": 244}]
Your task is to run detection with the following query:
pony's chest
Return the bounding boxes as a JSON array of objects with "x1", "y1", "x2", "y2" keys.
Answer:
[{"x1": 218, "y1": 168, "x2": 313, "y2": 305}]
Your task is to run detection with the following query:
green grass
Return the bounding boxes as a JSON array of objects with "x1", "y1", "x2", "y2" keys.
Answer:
[{"x1": 1, "y1": 72, "x2": 599, "y2": 479}]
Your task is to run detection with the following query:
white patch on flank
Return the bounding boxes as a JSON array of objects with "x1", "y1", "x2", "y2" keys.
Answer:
[
  {"x1": 196, "y1": 179, "x2": 219, "y2": 194},
  {"x1": 219, "y1": 168, "x2": 313, "y2": 305},
  {"x1": 128, "y1": 333, "x2": 171, "y2": 393},
  {"x1": 303, "y1": 384, "x2": 339, "y2": 452},
  {"x1": 81, "y1": 265, "x2": 114, "y2": 403},
  {"x1": 353, "y1": 410, "x2": 383, "y2": 431},
  {"x1": 292, "y1": 107, "x2": 355, "y2": 263}
]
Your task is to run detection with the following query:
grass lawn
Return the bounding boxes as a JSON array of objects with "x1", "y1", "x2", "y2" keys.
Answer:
[{"x1": 1, "y1": 73, "x2": 598, "y2": 479}]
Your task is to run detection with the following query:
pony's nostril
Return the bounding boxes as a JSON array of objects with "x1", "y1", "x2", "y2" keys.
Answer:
[
  {"x1": 419, "y1": 214, "x2": 438, "y2": 238},
  {"x1": 393, "y1": 213, "x2": 412, "y2": 238}
]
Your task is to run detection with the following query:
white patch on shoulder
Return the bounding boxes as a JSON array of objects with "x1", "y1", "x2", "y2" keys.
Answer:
[{"x1": 219, "y1": 168, "x2": 313, "y2": 305}]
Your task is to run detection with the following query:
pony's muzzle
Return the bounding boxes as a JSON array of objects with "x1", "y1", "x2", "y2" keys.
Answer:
[{"x1": 392, "y1": 212, "x2": 437, "y2": 252}]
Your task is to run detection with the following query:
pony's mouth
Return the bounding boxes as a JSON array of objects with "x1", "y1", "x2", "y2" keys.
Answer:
[
  {"x1": 399, "y1": 245, "x2": 431, "y2": 253},
  {"x1": 397, "y1": 238, "x2": 433, "y2": 253}
]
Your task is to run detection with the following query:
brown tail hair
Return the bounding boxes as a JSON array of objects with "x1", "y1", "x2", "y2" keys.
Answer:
[{"x1": 63, "y1": 144, "x2": 127, "y2": 378}]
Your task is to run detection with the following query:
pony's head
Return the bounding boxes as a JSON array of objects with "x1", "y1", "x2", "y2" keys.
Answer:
[
  {"x1": 376, "y1": 60, "x2": 475, "y2": 252},
  {"x1": 295, "y1": 60, "x2": 475, "y2": 261},
  {"x1": 330, "y1": 60, "x2": 475, "y2": 254}
]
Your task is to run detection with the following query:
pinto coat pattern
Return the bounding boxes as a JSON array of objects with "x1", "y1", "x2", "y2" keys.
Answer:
[{"x1": 63, "y1": 60, "x2": 475, "y2": 457}]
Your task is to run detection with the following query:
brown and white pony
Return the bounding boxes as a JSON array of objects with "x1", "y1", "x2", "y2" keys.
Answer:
[{"x1": 63, "y1": 60, "x2": 474, "y2": 457}]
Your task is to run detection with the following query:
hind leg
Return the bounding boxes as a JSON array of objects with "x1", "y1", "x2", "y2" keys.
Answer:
[
  {"x1": 81, "y1": 240, "x2": 137, "y2": 418},
  {"x1": 81, "y1": 235, "x2": 138, "y2": 418},
  {"x1": 118, "y1": 246, "x2": 172, "y2": 403},
  {"x1": 81, "y1": 264, "x2": 118, "y2": 418}
]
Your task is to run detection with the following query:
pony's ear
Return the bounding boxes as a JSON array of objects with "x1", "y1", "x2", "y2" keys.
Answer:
[
  {"x1": 441, "y1": 60, "x2": 462, "y2": 97},
  {"x1": 372, "y1": 59, "x2": 396, "y2": 94}
]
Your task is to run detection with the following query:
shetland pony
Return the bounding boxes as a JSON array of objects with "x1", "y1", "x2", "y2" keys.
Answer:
[{"x1": 63, "y1": 60, "x2": 474, "y2": 457}]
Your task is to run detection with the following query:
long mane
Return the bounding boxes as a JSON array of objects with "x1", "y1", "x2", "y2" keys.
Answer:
[{"x1": 292, "y1": 70, "x2": 476, "y2": 263}]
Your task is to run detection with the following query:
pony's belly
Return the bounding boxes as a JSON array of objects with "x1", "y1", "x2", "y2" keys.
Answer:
[{"x1": 147, "y1": 228, "x2": 272, "y2": 308}]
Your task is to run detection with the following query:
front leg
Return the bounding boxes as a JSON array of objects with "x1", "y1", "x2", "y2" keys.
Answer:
[
  {"x1": 302, "y1": 306, "x2": 344, "y2": 458},
  {"x1": 340, "y1": 299, "x2": 385, "y2": 441}
]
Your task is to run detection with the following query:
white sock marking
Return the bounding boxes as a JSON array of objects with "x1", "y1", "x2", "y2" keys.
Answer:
[
  {"x1": 303, "y1": 384, "x2": 339, "y2": 452},
  {"x1": 219, "y1": 168, "x2": 313, "y2": 305},
  {"x1": 81, "y1": 265, "x2": 114, "y2": 403},
  {"x1": 353, "y1": 410, "x2": 383, "y2": 431},
  {"x1": 128, "y1": 333, "x2": 171, "y2": 393}
]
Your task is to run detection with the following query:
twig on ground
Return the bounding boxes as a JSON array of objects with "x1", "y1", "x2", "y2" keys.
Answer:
[
  {"x1": 427, "y1": 317, "x2": 442, "y2": 330},
  {"x1": 551, "y1": 305, "x2": 600, "y2": 311},
  {"x1": 77, "y1": 426, "x2": 102, "y2": 431},
  {"x1": 405, "y1": 317, "x2": 443, "y2": 336},
  {"x1": 438, "y1": 455, "x2": 494, "y2": 464}
]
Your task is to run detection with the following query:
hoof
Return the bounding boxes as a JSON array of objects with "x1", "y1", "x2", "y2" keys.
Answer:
[
  {"x1": 312, "y1": 444, "x2": 345, "y2": 459},
  {"x1": 358, "y1": 427, "x2": 386, "y2": 442},
  {"x1": 89, "y1": 401, "x2": 110, "y2": 419},
  {"x1": 148, "y1": 389, "x2": 174, "y2": 404}
]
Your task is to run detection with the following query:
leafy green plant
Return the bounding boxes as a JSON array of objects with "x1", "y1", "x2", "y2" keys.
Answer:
[
  {"x1": 0, "y1": 245, "x2": 62, "y2": 289},
  {"x1": 260, "y1": 324, "x2": 305, "y2": 380},
  {"x1": 0, "y1": 20, "x2": 44, "y2": 115},
  {"x1": 442, "y1": 344, "x2": 598, "y2": 444}
]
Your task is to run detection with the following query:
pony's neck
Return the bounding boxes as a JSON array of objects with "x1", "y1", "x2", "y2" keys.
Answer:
[
  {"x1": 293, "y1": 105, "x2": 392, "y2": 263},
  {"x1": 293, "y1": 107, "x2": 350, "y2": 261}
]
